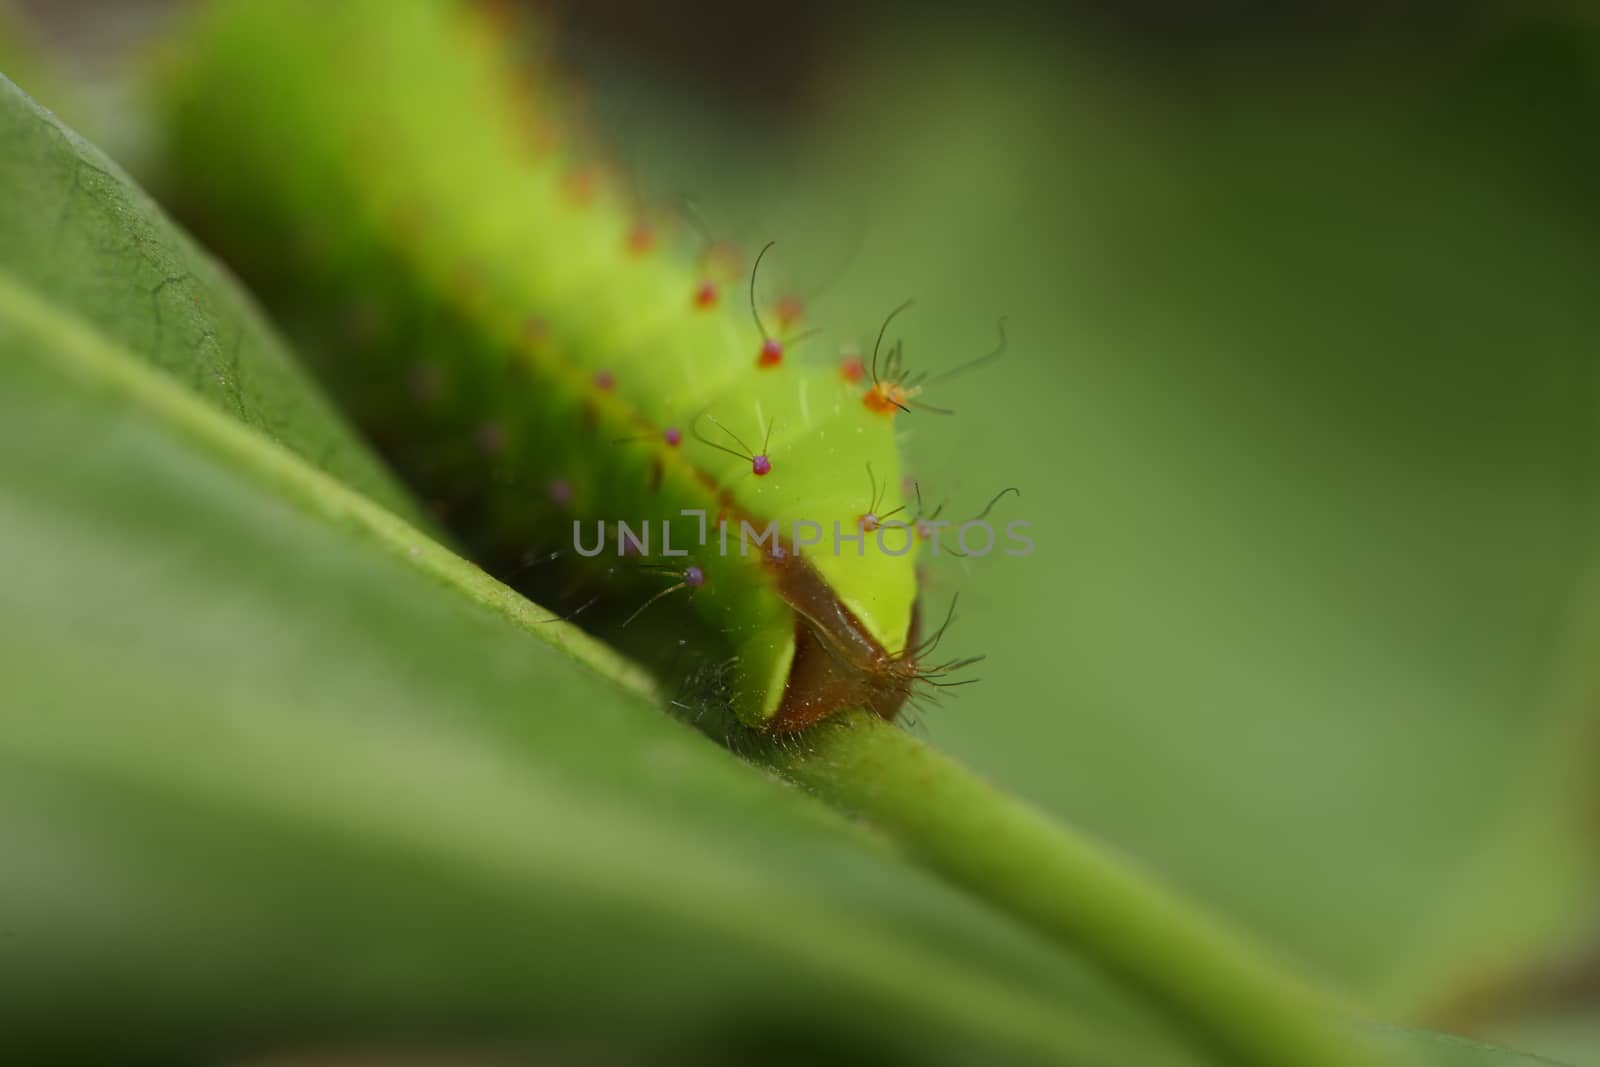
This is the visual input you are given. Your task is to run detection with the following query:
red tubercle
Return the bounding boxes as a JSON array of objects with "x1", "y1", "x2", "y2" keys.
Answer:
[
  {"x1": 689, "y1": 239, "x2": 745, "y2": 310},
  {"x1": 626, "y1": 222, "x2": 656, "y2": 256},
  {"x1": 594, "y1": 369, "x2": 616, "y2": 392},
  {"x1": 752, "y1": 454, "x2": 772, "y2": 477},
  {"x1": 748, "y1": 245, "x2": 796, "y2": 372},
  {"x1": 663, "y1": 427, "x2": 683, "y2": 447},
  {"x1": 839, "y1": 352, "x2": 865, "y2": 384}
]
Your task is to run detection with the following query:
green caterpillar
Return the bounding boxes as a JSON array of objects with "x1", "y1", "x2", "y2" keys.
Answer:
[{"x1": 158, "y1": 0, "x2": 984, "y2": 731}]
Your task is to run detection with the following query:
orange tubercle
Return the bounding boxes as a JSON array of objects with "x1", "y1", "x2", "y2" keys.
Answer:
[
  {"x1": 863, "y1": 381, "x2": 914, "y2": 415},
  {"x1": 626, "y1": 222, "x2": 656, "y2": 256}
]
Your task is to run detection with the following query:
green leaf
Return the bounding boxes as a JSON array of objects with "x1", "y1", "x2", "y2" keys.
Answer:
[
  {"x1": 0, "y1": 74, "x2": 1205, "y2": 1067},
  {"x1": 0, "y1": 73, "x2": 420, "y2": 524}
]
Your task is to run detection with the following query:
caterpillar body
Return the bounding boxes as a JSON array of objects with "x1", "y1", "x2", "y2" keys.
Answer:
[{"x1": 160, "y1": 0, "x2": 970, "y2": 731}]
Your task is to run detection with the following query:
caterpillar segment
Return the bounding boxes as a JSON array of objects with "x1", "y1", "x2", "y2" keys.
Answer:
[{"x1": 159, "y1": 0, "x2": 932, "y2": 730}]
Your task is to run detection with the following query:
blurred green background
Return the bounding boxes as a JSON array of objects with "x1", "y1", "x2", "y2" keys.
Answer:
[{"x1": 4, "y1": 0, "x2": 1598, "y2": 1063}]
